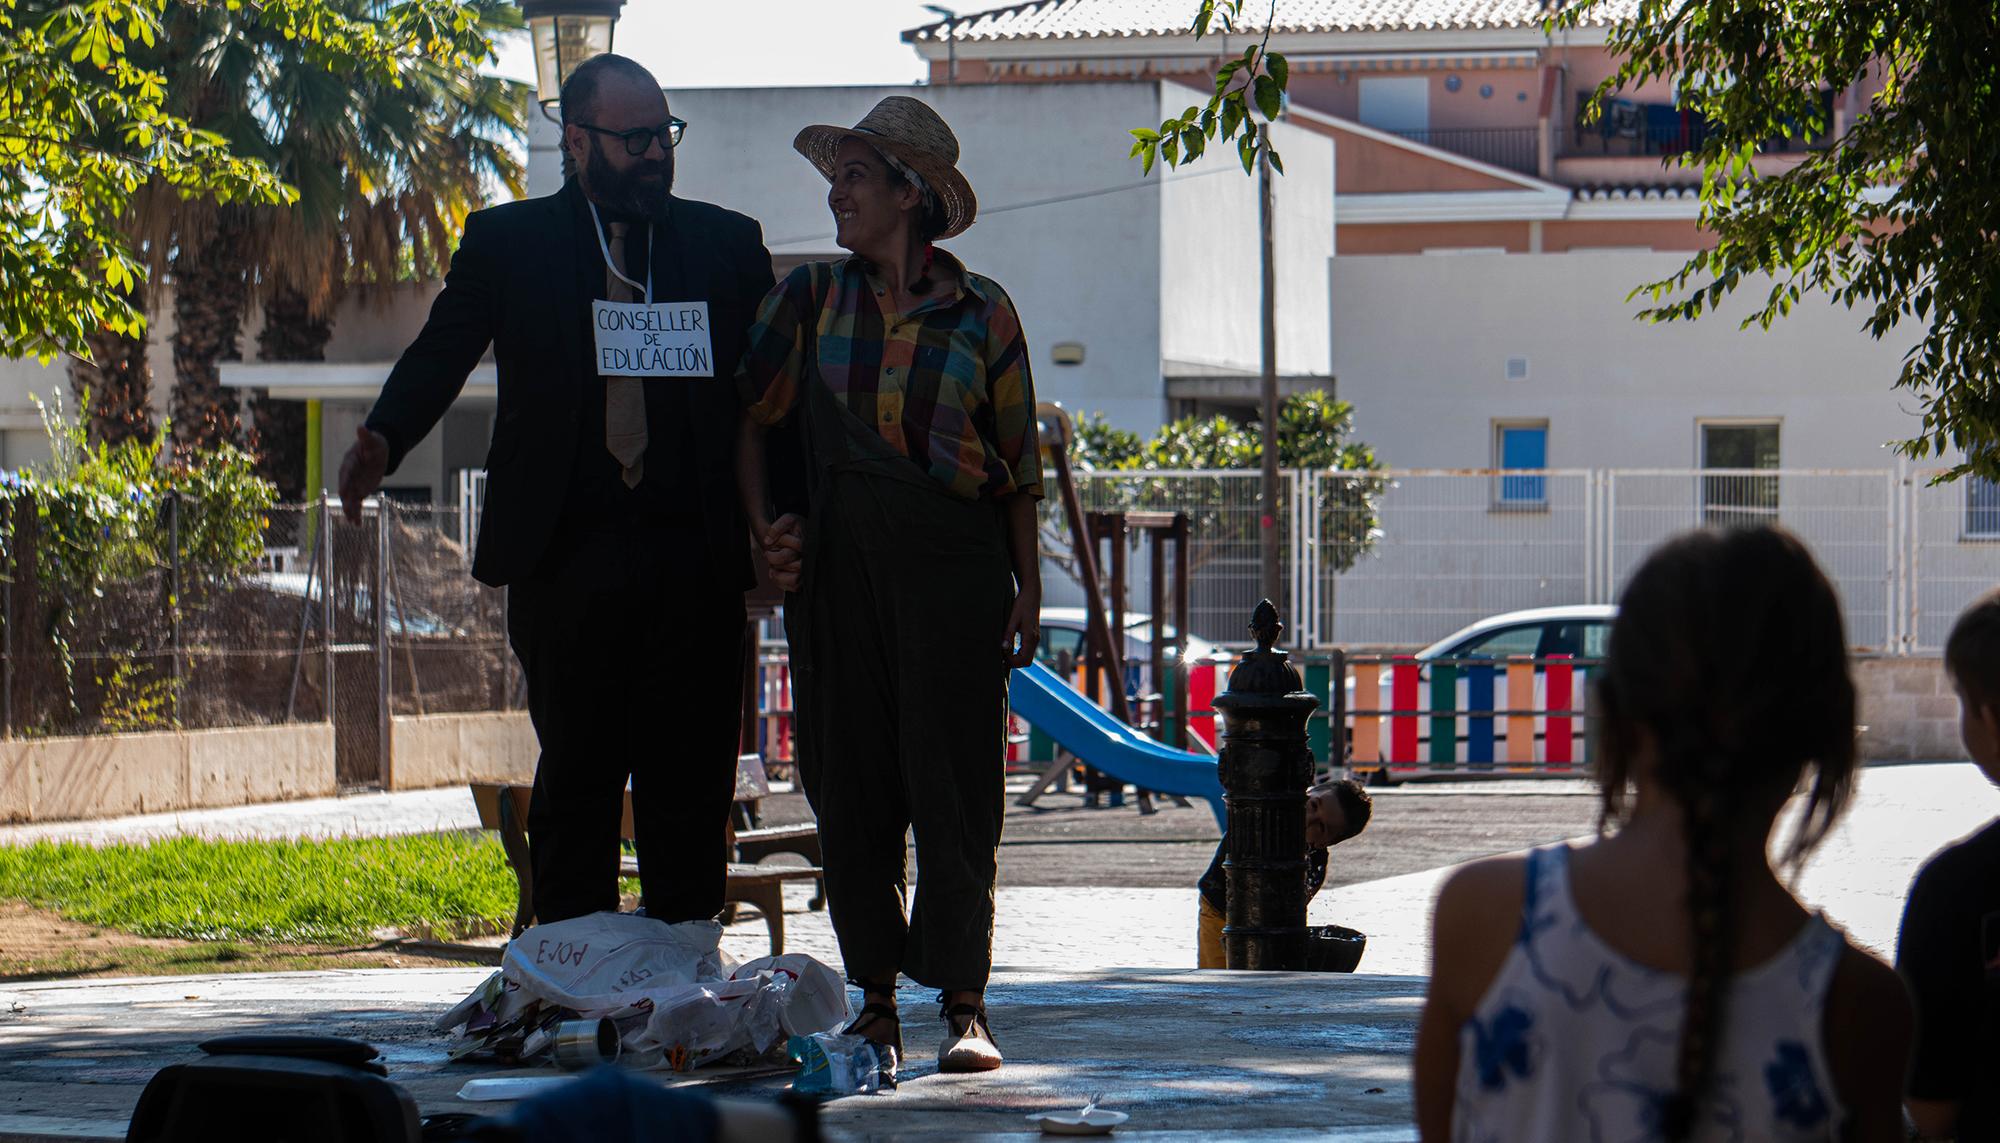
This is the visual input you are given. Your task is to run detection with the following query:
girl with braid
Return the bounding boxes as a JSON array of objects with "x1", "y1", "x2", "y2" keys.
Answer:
[{"x1": 1413, "y1": 527, "x2": 1912, "y2": 1142}]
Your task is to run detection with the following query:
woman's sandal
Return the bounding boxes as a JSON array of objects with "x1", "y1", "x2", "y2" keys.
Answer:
[
  {"x1": 844, "y1": 1000, "x2": 903, "y2": 1063},
  {"x1": 937, "y1": 997, "x2": 1003, "y2": 1073}
]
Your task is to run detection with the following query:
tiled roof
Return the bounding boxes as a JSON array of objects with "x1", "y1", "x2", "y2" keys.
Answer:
[
  {"x1": 905, "y1": 0, "x2": 1641, "y2": 43},
  {"x1": 1572, "y1": 183, "x2": 1701, "y2": 202}
]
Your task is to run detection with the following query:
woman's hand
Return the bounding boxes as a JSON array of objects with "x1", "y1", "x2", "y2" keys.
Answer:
[
  {"x1": 1001, "y1": 586, "x2": 1040, "y2": 669},
  {"x1": 763, "y1": 514, "x2": 806, "y2": 593}
]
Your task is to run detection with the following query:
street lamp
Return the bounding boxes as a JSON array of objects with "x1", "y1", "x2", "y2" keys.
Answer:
[
  {"x1": 922, "y1": 4, "x2": 957, "y2": 84},
  {"x1": 521, "y1": 0, "x2": 625, "y2": 109}
]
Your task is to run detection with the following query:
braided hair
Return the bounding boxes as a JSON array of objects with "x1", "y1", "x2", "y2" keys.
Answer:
[{"x1": 1593, "y1": 526, "x2": 1856, "y2": 1140}]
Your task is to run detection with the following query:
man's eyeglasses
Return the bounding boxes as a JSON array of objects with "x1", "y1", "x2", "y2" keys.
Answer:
[{"x1": 575, "y1": 118, "x2": 687, "y2": 155}]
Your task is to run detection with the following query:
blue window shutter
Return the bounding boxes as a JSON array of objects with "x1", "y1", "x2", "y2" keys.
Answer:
[
  {"x1": 1499, "y1": 426, "x2": 1547, "y2": 503},
  {"x1": 1969, "y1": 476, "x2": 2000, "y2": 537}
]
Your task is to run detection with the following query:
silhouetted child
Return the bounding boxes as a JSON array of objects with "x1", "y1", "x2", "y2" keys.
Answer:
[
  {"x1": 1414, "y1": 526, "x2": 1910, "y2": 1141},
  {"x1": 1896, "y1": 587, "x2": 2000, "y2": 1140},
  {"x1": 1197, "y1": 777, "x2": 1371, "y2": 968}
]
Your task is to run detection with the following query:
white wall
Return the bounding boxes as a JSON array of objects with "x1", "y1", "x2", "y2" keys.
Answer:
[
  {"x1": 1158, "y1": 89, "x2": 1335, "y2": 384},
  {"x1": 1331, "y1": 251, "x2": 1922, "y2": 471},
  {"x1": 0, "y1": 318, "x2": 175, "y2": 471},
  {"x1": 661, "y1": 81, "x2": 1173, "y2": 432}
]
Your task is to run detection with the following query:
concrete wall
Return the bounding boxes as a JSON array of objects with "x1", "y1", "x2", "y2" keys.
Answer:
[
  {"x1": 0, "y1": 711, "x2": 534, "y2": 822},
  {"x1": 1158, "y1": 89, "x2": 1336, "y2": 384},
  {"x1": 388, "y1": 711, "x2": 536, "y2": 790},
  {"x1": 0, "y1": 724, "x2": 335, "y2": 823},
  {"x1": 1855, "y1": 658, "x2": 1965, "y2": 762},
  {"x1": 1330, "y1": 251, "x2": 1923, "y2": 472}
]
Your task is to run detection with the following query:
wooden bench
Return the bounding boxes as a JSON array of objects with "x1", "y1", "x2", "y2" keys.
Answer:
[{"x1": 470, "y1": 776, "x2": 824, "y2": 955}]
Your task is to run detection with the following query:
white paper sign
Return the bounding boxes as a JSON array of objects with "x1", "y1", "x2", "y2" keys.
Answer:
[{"x1": 592, "y1": 299, "x2": 715, "y2": 377}]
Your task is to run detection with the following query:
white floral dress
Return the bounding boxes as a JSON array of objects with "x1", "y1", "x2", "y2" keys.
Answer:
[{"x1": 1451, "y1": 843, "x2": 1848, "y2": 1143}]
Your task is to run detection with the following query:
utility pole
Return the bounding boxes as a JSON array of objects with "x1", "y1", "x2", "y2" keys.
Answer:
[
  {"x1": 1257, "y1": 140, "x2": 1281, "y2": 615},
  {"x1": 923, "y1": 5, "x2": 958, "y2": 84}
]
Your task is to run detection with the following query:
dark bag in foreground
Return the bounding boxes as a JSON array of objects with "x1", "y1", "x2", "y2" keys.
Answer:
[{"x1": 126, "y1": 1052, "x2": 420, "y2": 1142}]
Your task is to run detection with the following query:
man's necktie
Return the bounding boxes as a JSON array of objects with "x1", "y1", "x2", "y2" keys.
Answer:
[{"x1": 603, "y1": 221, "x2": 647, "y2": 488}]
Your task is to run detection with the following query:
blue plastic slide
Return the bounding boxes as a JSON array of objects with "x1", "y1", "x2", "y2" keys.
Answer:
[{"x1": 1010, "y1": 660, "x2": 1227, "y2": 830}]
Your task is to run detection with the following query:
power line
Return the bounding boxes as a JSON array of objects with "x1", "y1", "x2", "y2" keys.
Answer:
[{"x1": 764, "y1": 162, "x2": 1242, "y2": 250}]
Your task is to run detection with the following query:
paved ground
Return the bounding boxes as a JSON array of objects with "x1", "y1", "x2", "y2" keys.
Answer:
[
  {"x1": 0, "y1": 967, "x2": 1425, "y2": 1142},
  {"x1": 0, "y1": 762, "x2": 1988, "y2": 1138},
  {"x1": 0, "y1": 774, "x2": 1605, "y2": 892}
]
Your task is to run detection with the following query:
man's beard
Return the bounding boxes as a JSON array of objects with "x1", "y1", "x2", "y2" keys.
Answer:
[{"x1": 585, "y1": 140, "x2": 673, "y2": 220}]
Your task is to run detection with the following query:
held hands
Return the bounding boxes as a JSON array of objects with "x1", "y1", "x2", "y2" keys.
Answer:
[
  {"x1": 1002, "y1": 587, "x2": 1040, "y2": 669},
  {"x1": 338, "y1": 426, "x2": 390, "y2": 524},
  {"x1": 761, "y1": 514, "x2": 806, "y2": 593}
]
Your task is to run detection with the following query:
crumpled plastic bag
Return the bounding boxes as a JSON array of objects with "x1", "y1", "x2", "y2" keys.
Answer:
[
  {"x1": 639, "y1": 954, "x2": 850, "y2": 1068},
  {"x1": 439, "y1": 914, "x2": 848, "y2": 1071},
  {"x1": 502, "y1": 913, "x2": 725, "y2": 1014}
]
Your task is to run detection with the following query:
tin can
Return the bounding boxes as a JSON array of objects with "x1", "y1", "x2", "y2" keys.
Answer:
[{"x1": 551, "y1": 1017, "x2": 620, "y2": 1069}]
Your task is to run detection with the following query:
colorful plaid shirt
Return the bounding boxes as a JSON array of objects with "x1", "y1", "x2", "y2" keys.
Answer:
[{"x1": 736, "y1": 253, "x2": 1044, "y2": 502}]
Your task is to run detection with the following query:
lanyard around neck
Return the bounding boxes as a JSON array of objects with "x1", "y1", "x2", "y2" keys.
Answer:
[{"x1": 588, "y1": 200, "x2": 652, "y2": 303}]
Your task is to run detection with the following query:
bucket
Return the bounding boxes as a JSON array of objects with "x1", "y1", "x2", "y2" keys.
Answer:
[{"x1": 1304, "y1": 925, "x2": 1366, "y2": 973}]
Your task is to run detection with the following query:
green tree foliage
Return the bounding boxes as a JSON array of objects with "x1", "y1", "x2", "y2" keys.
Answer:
[
  {"x1": 0, "y1": 0, "x2": 497, "y2": 366},
  {"x1": 155, "y1": 0, "x2": 526, "y2": 457},
  {"x1": 1132, "y1": 0, "x2": 1286, "y2": 176},
  {"x1": 1067, "y1": 391, "x2": 1386, "y2": 574},
  {"x1": 1552, "y1": 0, "x2": 2000, "y2": 480}
]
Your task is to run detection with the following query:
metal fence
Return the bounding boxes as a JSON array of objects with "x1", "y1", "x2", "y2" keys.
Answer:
[
  {"x1": 1316, "y1": 470, "x2": 1597, "y2": 647},
  {"x1": 1042, "y1": 466, "x2": 1995, "y2": 654},
  {"x1": 1907, "y1": 468, "x2": 2000, "y2": 652},
  {"x1": 5, "y1": 464, "x2": 1987, "y2": 759},
  {"x1": 0, "y1": 498, "x2": 512, "y2": 787}
]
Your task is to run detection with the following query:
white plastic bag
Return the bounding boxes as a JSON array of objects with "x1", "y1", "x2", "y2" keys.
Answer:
[
  {"x1": 640, "y1": 973, "x2": 787, "y2": 1066},
  {"x1": 501, "y1": 913, "x2": 723, "y2": 1013},
  {"x1": 636, "y1": 956, "x2": 848, "y2": 1068},
  {"x1": 731, "y1": 954, "x2": 851, "y2": 1038}
]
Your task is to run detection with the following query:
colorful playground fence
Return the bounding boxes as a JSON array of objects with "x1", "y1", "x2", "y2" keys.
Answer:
[
  {"x1": 1179, "y1": 652, "x2": 1599, "y2": 779},
  {"x1": 753, "y1": 646, "x2": 1595, "y2": 783}
]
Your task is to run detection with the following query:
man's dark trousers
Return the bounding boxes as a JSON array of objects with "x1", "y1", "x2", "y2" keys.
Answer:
[{"x1": 509, "y1": 524, "x2": 746, "y2": 924}]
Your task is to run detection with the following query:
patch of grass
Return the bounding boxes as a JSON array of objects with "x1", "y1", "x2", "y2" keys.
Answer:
[
  {"x1": 0, "y1": 832, "x2": 519, "y2": 944},
  {"x1": 0, "y1": 938, "x2": 492, "y2": 982}
]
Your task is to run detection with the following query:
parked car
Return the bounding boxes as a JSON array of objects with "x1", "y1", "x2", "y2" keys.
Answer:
[
  {"x1": 1036, "y1": 607, "x2": 1228, "y2": 672},
  {"x1": 248, "y1": 571, "x2": 470, "y2": 638},
  {"x1": 1408, "y1": 604, "x2": 1615, "y2": 663},
  {"x1": 1344, "y1": 604, "x2": 1616, "y2": 771}
]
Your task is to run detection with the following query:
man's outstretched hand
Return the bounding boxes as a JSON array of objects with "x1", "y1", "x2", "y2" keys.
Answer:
[{"x1": 338, "y1": 426, "x2": 390, "y2": 523}]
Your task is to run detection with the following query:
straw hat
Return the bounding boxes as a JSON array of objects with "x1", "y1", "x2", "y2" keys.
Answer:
[{"x1": 793, "y1": 96, "x2": 977, "y2": 240}]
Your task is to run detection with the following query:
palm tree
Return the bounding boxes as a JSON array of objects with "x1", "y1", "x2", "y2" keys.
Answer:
[
  {"x1": 65, "y1": 297, "x2": 158, "y2": 447},
  {"x1": 248, "y1": 3, "x2": 526, "y2": 496},
  {"x1": 144, "y1": 0, "x2": 526, "y2": 468}
]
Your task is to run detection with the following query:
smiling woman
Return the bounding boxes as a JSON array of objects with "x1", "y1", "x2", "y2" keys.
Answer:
[{"x1": 733, "y1": 95, "x2": 1041, "y2": 1079}]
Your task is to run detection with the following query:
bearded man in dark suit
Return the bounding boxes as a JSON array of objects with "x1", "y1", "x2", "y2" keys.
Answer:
[{"x1": 340, "y1": 53, "x2": 775, "y2": 925}]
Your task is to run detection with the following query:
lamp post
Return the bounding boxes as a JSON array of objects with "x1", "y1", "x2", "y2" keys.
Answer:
[
  {"x1": 521, "y1": 0, "x2": 625, "y2": 112},
  {"x1": 922, "y1": 5, "x2": 958, "y2": 84}
]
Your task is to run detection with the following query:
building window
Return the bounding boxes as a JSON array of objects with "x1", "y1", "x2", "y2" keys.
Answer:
[
  {"x1": 1494, "y1": 422, "x2": 1548, "y2": 507},
  {"x1": 1968, "y1": 476, "x2": 2000, "y2": 540},
  {"x1": 1700, "y1": 421, "x2": 1780, "y2": 526},
  {"x1": 1359, "y1": 76, "x2": 1429, "y2": 135}
]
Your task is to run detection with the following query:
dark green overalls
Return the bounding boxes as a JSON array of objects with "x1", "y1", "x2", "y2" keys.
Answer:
[{"x1": 785, "y1": 358, "x2": 1015, "y2": 992}]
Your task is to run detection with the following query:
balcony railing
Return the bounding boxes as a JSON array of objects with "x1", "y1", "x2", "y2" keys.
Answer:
[
  {"x1": 1384, "y1": 127, "x2": 1540, "y2": 176},
  {"x1": 1559, "y1": 94, "x2": 1831, "y2": 160}
]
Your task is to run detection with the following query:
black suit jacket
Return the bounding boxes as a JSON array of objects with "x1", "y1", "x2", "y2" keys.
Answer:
[{"x1": 366, "y1": 182, "x2": 776, "y2": 588}]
